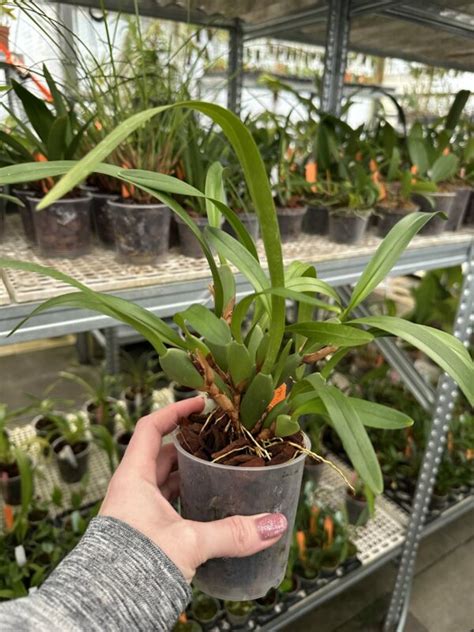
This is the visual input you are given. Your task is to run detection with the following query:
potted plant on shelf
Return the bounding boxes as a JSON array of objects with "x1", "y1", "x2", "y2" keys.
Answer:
[
  {"x1": 190, "y1": 590, "x2": 222, "y2": 628},
  {"x1": 120, "y1": 350, "x2": 163, "y2": 416},
  {"x1": 113, "y1": 400, "x2": 139, "y2": 460},
  {"x1": 345, "y1": 475, "x2": 374, "y2": 526},
  {"x1": 50, "y1": 412, "x2": 91, "y2": 484},
  {"x1": 0, "y1": 101, "x2": 472, "y2": 601},
  {"x1": 59, "y1": 370, "x2": 117, "y2": 435},
  {"x1": 223, "y1": 600, "x2": 255, "y2": 627},
  {"x1": 0, "y1": 405, "x2": 35, "y2": 506},
  {"x1": 5, "y1": 67, "x2": 93, "y2": 255},
  {"x1": 31, "y1": 397, "x2": 66, "y2": 446}
]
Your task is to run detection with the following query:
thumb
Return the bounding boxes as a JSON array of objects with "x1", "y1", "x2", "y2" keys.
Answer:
[{"x1": 192, "y1": 513, "x2": 288, "y2": 563}]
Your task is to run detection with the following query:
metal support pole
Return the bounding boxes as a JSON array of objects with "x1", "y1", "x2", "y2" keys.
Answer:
[
  {"x1": 338, "y1": 286, "x2": 435, "y2": 411},
  {"x1": 104, "y1": 327, "x2": 120, "y2": 375},
  {"x1": 321, "y1": 0, "x2": 351, "y2": 115},
  {"x1": 56, "y1": 3, "x2": 78, "y2": 92},
  {"x1": 384, "y1": 246, "x2": 474, "y2": 631},
  {"x1": 227, "y1": 20, "x2": 244, "y2": 115},
  {"x1": 75, "y1": 332, "x2": 92, "y2": 365}
]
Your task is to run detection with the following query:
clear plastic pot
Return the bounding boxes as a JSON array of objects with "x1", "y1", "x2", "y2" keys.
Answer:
[
  {"x1": 414, "y1": 192, "x2": 455, "y2": 235},
  {"x1": 109, "y1": 200, "x2": 170, "y2": 264},
  {"x1": 276, "y1": 206, "x2": 306, "y2": 242},
  {"x1": 303, "y1": 204, "x2": 329, "y2": 235},
  {"x1": 29, "y1": 196, "x2": 92, "y2": 257},
  {"x1": 446, "y1": 187, "x2": 471, "y2": 231},
  {"x1": 91, "y1": 191, "x2": 119, "y2": 246},
  {"x1": 376, "y1": 206, "x2": 417, "y2": 238},
  {"x1": 12, "y1": 187, "x2": 37, "y2": 243},
  {"x1": 176, "y1": 214, "x2": 208, "y2": 259},
  {"x1": 223, "y1": 213, "x2": 259, "y2": 241},
  {"x1": 328, "y1": 211, "x2": 370, "y2": 244},
  {"x1": 174, "y1": 432, "x2": 308, "y2": 600}
]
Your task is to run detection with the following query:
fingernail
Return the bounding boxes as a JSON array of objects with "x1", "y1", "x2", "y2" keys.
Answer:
[{"x1": 256, "y1": 513, "x2": 288, "y2": 541}]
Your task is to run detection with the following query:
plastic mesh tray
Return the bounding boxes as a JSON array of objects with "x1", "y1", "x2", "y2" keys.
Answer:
[
  {"x1": 2, "y1": 215, "x2": 472, "y2": 303},
  {"x1": 311, "y1": 455, "x2": 408, "y2": 565}
]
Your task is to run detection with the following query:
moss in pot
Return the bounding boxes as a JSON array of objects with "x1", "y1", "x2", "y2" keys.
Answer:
[
  {"x1": 2, "y1": 102, "x2": 473, "y2": 601},
  {"x1": 190, "y1": 592, "x2": 222, "y2": 627},
  {"x1": 51, "y1": 412, "x2": 91, "y2": 484},
  {"x1": 223, "y1": 600, "x2": 255, "y2": 627}
]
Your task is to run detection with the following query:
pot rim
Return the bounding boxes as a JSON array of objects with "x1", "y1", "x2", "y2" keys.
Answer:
[
  {"x1": 276, "y1": 205, "x2": 307, "y2": 215},
  {"x1": 107, "y1": 199, "x2": 170, "y2": 210},
  {"x1": 174, "y1": 213, "x2": 208, "y2": 224},
  {"x1": 27, "y1": 195, "x2": 92, "y2": 204},
  {"x1": 173, "y1": 430, "x2": 309, "y2": 472},
  {"x1": 52, "y1": 436, "x2": 90, "y2": 457}
]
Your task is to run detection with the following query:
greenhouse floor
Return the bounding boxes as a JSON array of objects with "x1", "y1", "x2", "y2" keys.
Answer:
[{"x1": 1, "y1": 340, "x2": 473, "y2": 631}]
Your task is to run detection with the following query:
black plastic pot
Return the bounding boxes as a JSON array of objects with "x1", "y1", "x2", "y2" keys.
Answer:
[
  {"x1": 109, "y1": 200, "x2": 170, "y2": 264},
  {"x1": 276, "y1": 206, "x2": 306, "y2": 242},
  {"x1": 85, "y1": 398, "x2": 116, "y2": 434},
  {"x1": 29, "y1": 196, "x2": 92, "y2": 257},
  {"x1": 319, "y1": 564, "x2": 339, "y2": 580},
  {"x1": 345, "y1": 493, "x2": 369, "y2": 526},
  {"x1": 413, "y1": 192, "x2": 455, "y2": 235},
  {"x1": 303, "y1": 204, "x2": 329, "y2": 235},
  {"x1": 278, "y1": 575, "x2": 302, "y2": 602},
  {"x1": 328, "y1": 211, "x2": 370, "y2": 245},
  {"x1": 376, "y1": 205, "x2": 416, "y2": 238},
  {"x1": 464, "y1": 191, "x2": 474, "y2": 226},
  {"x1": 32, "y1": 414, "x2": 60, "y2": 446},
  {"x1": 171, "y1": 382, "x2": 199, "y2": 402},
  {"x1": 12, "y1": 187, "x2": 38, "y2": 243},
  {"x1": 223, "y1": 212, "x2": 259, "y2": 241},
  {"x1": 430, "y1": 492, "x2": 449, "y2": 511},
  {"x1": 0, "y1": 462, "x2": 21, "y2": 505},
  {"x1": 53, "y1": 438, "x2": 90, "y2": 484},
  {"x1": 294, "y1": 565, "x2": 320, "y2": 590},
  {"x1": 255, "y1": 587, "x2": 279, "y2": 613},
  {"x1": 116, "y1": 431, "x2": 133, "y2": 460},
  {"x1": 446, "y1": 187, "x2": 471, "y2": 231},
  {"x1": 176, "y1": 214, "x2": 208, "y2": 259},
  {"x1": 91, "y1": 191, "x2": 119, "y2": 246}
]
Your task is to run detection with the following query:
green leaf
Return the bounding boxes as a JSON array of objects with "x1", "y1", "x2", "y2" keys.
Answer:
[
  {"x1": 345, "y1": 398, "x2": 413, "y2": 429},
  {"x1": 159, "y1": 349, "x2": 204, "y2": 389},
  {"x1": 286, "y1": 322, "x2": 373, "y2": 347},
  {"x1": 240, "y1": 372, "x2": 274, "y2": 429},
  {"x1": 247, "y1": 324, "x2": 264, "y2": 362},
  {"x1": 318, "y1": 387, "x2": 383, "y2": 494},
  {"x1": 36, "y1": 101, "x2": 285, "y2": 376},
  {"x1": 408, "y1": 136, "x2": 429, "y2": 175},
  {"x1": 345, "y1": 212, "x2": 439, "y2": 314},
  {"x1": 11, "y1": 79, "x2": 54, "y2": 145},
  {"x1": 218, "y1": 264, "x2": 236, "y2": 312},
  {"x1": 46, "y1": 115, "x2": 70, "y2": 161},
  {"x1": 227, "y1": 341, "x2": 253, "y2": 386},
  {"x1": 205, "y1": 161, "x2": 226, "y2": 228},
  {"x1": 180, "y1": 304, "x2": 231, "y2": 346},
  {"x1": 445, "y1": 89, "x2": 470, "y2": 132},
  {"x1": 430, "y1": 153, "x2": 459, "y2": 184},
  {"x1": 285, "y1": 276, "x2": 341, "y2": 304},
  {"x1": 350, "y1": 315, "x2": 474, "y2": 406},
  {"x1": 272, "y1": 339, "x2": 293, "y2": 386},
  {"x1": 263, "y1": 400, "x2": 290, "y2": 428},
  {"x1": 275, "y1": 414, "x2": 300, "y2": 437},
  {"x1": 14, "y1": 448, "x2": 33, "y2": 517}
]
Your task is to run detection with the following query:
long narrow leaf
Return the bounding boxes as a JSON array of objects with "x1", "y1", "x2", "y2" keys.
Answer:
[{"x1": 286, "y1": 321, "x2": 374, "y2": 346}]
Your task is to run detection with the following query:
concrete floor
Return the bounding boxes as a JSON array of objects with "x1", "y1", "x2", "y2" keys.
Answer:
[{"x1": 1, "y1": 341, "x2": 473, "y2": 631}]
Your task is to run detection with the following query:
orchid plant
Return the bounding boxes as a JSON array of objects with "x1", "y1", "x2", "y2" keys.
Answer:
[{"x1": 0, "y1": 102, "x2": 472, "y2": 495}]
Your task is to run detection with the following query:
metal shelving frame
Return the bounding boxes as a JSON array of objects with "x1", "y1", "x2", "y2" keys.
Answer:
[{"x1": 3, "y1": 1, "x2": 474, "y2": 630}]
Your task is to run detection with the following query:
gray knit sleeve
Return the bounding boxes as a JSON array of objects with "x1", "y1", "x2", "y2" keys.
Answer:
[{"x1": 0, "y1": 516, "x2": 192, "y2": 631}]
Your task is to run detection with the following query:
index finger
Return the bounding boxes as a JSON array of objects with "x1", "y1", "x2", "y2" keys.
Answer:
[{"x1": 120, "y1": 396, "x2": 205, "y2": 482}]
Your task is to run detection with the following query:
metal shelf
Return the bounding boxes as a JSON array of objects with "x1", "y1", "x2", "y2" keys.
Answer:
[{"x1": 1, "y1": 228, "x2": 471, "y2": 345}]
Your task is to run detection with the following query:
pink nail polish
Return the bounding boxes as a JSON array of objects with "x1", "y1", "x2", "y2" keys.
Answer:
[{"x1": 256, "y1": 513, "x2": 288, "y2": 540}]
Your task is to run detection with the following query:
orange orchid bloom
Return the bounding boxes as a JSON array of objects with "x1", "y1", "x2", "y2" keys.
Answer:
[
  {"x1": 323, "y1": 516, "x2": 334, "y2": 546},
  {"x1": 296, "y1": 530, "x2": 306, "y2": 561}
]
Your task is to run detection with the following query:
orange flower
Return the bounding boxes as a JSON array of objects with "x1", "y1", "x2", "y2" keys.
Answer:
[
  {"x1": 34, "y1": 153, "x2": 54, "y2": 193},
  {"x1": 3, "y1": 505, "x2": 14, "y2": 531},
  {"x1": 309, "y1": 506, "x2": 319, "y2": 536},
  {"x1": 296, "y1": 530, "x2": 306, "y2": 561},
  {"x1": 355, "y1": 151, "x2": 363, "y2": 162},
  {"x1": 324, "y1": 516, "x2": 334, "y2": 546},
  {"x1": 442, "y1": 147, "x2": 450, "y2": 156},
  {"x1": 369, "y1": 159, "x2": 378, "y2": 173},
  {"x1": 94, "y1": 120, "x2": 103, "y2": 131},
  {"x1": 120, "y1": 161, "x2": 134, "y2": 199},
  {"x1": 466, "y1": 449, "x2": 474, "y2": 461},
  {"x1": 410, "y1": 165, "x2": 418, "y2": 175},
  {"x1": 268, "y1": 383, "x2": 287, "y2": 410},
  {"x1": 178, "y1": 613, "x2": 187, "y2": 623}
]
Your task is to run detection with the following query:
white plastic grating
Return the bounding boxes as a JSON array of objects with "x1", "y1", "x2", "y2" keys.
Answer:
[
  {"x1": 1, "y1": 215, "x2": 473, "y2": 303},
  {"x1": 0, "y1": 388, "x2": 175, "y2": 531},
  {"x1": 311, "y1": 455, "x2": 408, "y2": 565}
]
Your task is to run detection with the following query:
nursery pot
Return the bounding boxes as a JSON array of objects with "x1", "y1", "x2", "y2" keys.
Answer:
[
  {"x1": 224, "y1": 601, "x2": 255, "y2": 627},
  {"x1": 176, "y1": 214, "x2": 208, "y2": 259},
  {"x1": 464, "y1": 191, "x2": 474, "y2": 226},
  {"x1": 32, "y1": 414, "x2": 60, "y2": 445},
  {"x1": 303, "y1": 204, "x2": 329, "y2": 235},
  {"x1": 303, "y1": 457, "x2": 325, "y2": 487},
  {"x1": 109, "y1": 200, "x2": 171, "y2": 264},
  {"x1": 115, "y1": 431, "x2": 132, "y2": 460},
  {"x1": 345, "y1": 493, "x2": 369, "y2": 526},
  {"x1": 0, "y1": 463, "x2": 22, "y2": 506},
  {"x1": 276, "y1": 206, "x2": 306, "y2": 242},
  {"x1": 121, "y1": 388, "x2": 153, "y2": 417},
  {"x1": 445, "y1": 187, "x2": 471, "y2": 231},
  {"x1": 174, "y1": 432, "x2": 308, "y2": 600},
  {"x1": 84, "y1": 398, "x2": 116, "y2": 435},
  {"x1": 171, "y1": 382, "x2": 199, "y2": 402},
  {"x1": 413, "y1": 192, "x2": 455, "y2": 235},
  {"x1": 53, "y1": 438, "x2": 90, "y2": 484},
  {"x1": 223, "y1": 212, "x2": 259, "y2": 241},
  {"x1": 91, "y1": 191, "x2": 119, "y2": 246},
  {"x1": 255, "y1": 587, "x2": 279, "y2": 613},
  {"x1": 191, "y1": 594, "x2": 222, "y2": 628},
  {"x1": 328, "y1": 211, "x2": 370, "y2": 245},
  {"x1": 29, "y1": 196, "x2": 92, "y2": 257},
  {"x1": 12, "y1": 188, "x2": 38, "y2": 243},
  {"x1": 376, "y1": 206, "x2": 417, "y2": 238}
]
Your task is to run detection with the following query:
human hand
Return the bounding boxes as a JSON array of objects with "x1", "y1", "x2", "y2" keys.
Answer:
[{"x1": 100, "y1": 397, "x2": 288, "y2": 582}]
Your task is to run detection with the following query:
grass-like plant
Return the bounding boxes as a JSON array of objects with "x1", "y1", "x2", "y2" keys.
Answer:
[{"x1": 0, "y1": 103, "x2": 472, "y2": 495}]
